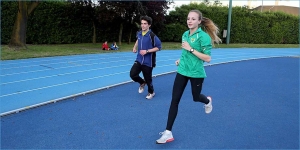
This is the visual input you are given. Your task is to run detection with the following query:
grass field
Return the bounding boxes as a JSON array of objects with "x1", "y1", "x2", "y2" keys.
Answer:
[{"x1": 1, "y1": 42, "x2": 299, "y2": 60}]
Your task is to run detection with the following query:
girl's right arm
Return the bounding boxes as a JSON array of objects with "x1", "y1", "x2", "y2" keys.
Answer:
[{"x1": 175, "y1": 59, "x2": 180, "y2": 66}]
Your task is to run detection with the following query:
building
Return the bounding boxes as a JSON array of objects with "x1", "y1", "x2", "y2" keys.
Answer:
[{"x1": 252, "y1": 5, "x2": 299, "y2": 16}]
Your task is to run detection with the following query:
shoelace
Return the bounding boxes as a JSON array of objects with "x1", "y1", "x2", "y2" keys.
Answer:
[
  {"x1": 203, "y1": 104, "x2": 211, "y2": 108},
  {"x1": 159, "y1": 131, "x2": 165, "y2": 135}
]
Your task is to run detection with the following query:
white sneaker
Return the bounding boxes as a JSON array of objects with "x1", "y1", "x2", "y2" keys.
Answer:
[
  {"x1": 204, "y1": 96, "x2": 213, "y2": 114},
  {"x1": 138, "y1": 83, "x2": 146, "y2": 93},
  {"x1": 156, "y1": 130, "x2": 174, "y2": 144},
  {"x1": 146, "y1": 92, "x2": 155, "y2": 99}
]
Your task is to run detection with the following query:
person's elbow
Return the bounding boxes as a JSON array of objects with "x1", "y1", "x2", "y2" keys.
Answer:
[
  {"x1": 204, "y1": 56, "x2": 211, "y2": 63},
  {"x1": 156, "y1": 45, "x2": 162, "y2": 51}
]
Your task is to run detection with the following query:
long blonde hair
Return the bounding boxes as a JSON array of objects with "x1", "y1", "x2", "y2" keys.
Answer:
[{"x1": 190, "y1": 10, "x2": 222, "y2": 45}]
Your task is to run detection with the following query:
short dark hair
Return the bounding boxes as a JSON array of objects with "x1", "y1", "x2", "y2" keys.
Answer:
[{"x1": 140, "y1": 16, "x2": 152, "y2": 25}]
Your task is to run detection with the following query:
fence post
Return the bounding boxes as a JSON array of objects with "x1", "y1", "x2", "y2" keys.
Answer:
[{"x1": 226, "y1": 0, "x2": 232, "y2": 44}]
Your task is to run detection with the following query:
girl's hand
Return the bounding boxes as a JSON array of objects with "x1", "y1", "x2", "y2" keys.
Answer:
[
  {"x1": 181, "y1": 42, "x2": 192, "y2": 51},
  {"x1": 175, "y1": 59, "x2": 180, "y2": 66}
]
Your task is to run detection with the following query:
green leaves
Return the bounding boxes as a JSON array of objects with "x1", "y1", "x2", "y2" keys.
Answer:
[{"x1": 1, "y1": 1, "x2": 298, "y2": 45}]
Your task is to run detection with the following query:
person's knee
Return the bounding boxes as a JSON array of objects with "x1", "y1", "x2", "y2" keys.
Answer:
[
  {"x1": 129, "y1": 72, "x2": 134, "y2": 79},
  {"x1": 130, "y1": 70, "x2": 138, "y2": 79},
  {"x1": 130, "y1": 74, "x2": 135, "y2": 79},
  {"x1": 192, "y1": 92, "x2": 200, "y2": 102}
]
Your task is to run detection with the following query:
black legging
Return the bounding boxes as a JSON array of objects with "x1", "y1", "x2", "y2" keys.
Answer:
[
  {"x1": 129, "y1": 61, "x2": 154, "y2": 94},
  {"x1": 166, "y1": 73, "x2": 209, "y2": 131}
]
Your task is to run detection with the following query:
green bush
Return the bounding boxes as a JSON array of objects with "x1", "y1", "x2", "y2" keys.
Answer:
[
  {"x1": 166, "y1": 3, "x2": 299, "y2": 44},
  {"x1": 1, "y1": 1, "x2": 18, "y2": 44},
  {"x1": 1, "y1": 1, "x2": 298, "y2": 44}
]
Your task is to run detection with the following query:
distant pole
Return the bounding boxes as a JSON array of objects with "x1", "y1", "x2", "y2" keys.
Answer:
[
  {"x1": 226, "y1": 0, "x2": 232, "y2": 44},
  {"x1": 261, "y1": 0, "x2": 263, "y2": 12}
]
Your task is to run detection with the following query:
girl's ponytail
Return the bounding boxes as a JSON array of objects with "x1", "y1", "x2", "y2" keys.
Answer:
[
  {"x1": 189, "y1": 10, "x2": 222, "y2": 45},
  {"x1": 201, "y1": 17, "x2": 222, "y2": 45}
]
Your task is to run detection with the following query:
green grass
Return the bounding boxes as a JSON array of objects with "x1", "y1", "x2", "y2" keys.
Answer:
[{"x1": 1, "y1": 42, "x2": 299, "y2": 60}]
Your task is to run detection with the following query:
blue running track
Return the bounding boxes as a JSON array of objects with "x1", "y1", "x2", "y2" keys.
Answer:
[
  {"x1": 0, "y1": 48, "x2": 299, "y2": 116},
  {"x1": 0, "y1": 53, "x2": 298, "y2": 149}
]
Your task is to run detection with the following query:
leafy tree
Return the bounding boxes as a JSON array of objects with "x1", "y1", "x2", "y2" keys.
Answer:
[
  {"x1": 69, "y1": 0, "x2": 98, "y2": 43},
  {"x1": 8, "y1": 1, "x2": 39, "y2": 49},
  {"x1": 139, "y1": 0, "x2": 172, "y2": 35},
  {"x1": 213, "y1": 0, "x2": 222, "y2": 6},
  {"x1": 96, "y1": 0, "x2": 172, "y2": 45},
  {"x1": 202, "y1": 0, "x2": 210, "y2": 5}
]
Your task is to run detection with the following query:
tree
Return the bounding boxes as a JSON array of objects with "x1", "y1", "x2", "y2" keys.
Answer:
[
  {"x1": 8, "y1": 1, "x2": 39, "y2": 49},
  {"x1": 139, "y1": 0, "x2": 172, "y2": 35},
  {"x1": 97, "y1": 1, "x2": 139, "y2": 45},
  {"x1": 213, "y1": 0, "x2": 222, "y2": 6},
  {"x1": 96, "y1": 0, "x2": 172, "y2": 45},
  {"x1": 69, "y1": 0, "x2": 98, "y2": 44},
  {"x1": 202, "y1": 0, "x2": 211, "y2": 5}
]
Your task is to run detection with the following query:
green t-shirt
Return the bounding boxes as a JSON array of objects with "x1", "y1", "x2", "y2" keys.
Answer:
[{"x1": 177, "y1": 28, "x2": 212, "y2": 78}]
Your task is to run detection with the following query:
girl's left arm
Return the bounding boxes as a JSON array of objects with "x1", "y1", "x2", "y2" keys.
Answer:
[
  {"x1": 181, "y1": 42, "x2": 211, "y2": 63},
  {"x1": 190, "y1": 50, "x2": 211, "y2": 63}
]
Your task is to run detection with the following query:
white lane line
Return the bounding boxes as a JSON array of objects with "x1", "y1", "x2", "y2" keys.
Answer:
[
  {"x1": 1, "y1": 58, "x2": 177, "y2": 76},
  {"x1": 0, "y1": 55, "x2": 297, "y2": 116},
  {"x1": 1, "y1": 58, "x2": 178, "y2": 85},
  {"x1": 1, "y1": 55, "x2": 135, "y2": 69},
  {"x1": 1, "y1": 64, "x2": 177, "y2": 96},
  {"x1": 0, "y1": 50, "x2": 182, "y2": 67},
  {"x1": 206, "y1": 56, "x2": 297, "y2": 66},
  {"x1": 0, "y1": 52, "x2": 135, "y2": 66},
  {"x1": 0, "y1": 71, "x2": 129, "y2": 98},
  {"x1": 2, "y1": 48, "x2": 298, "y2": 66},
  {"x1": 1, "y1": 64, "x2": 132, "y2": 85},
  {"x1": 2, "y1": 52, "x2": 296, "y2": 77},
  {"x1": 2, "y1": 49, "x2": 297, "y2": 70}
]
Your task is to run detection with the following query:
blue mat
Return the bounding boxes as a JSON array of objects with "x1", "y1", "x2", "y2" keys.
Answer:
[{"x1": 1, "y1": 57, "x2": 299, "y2": 149}]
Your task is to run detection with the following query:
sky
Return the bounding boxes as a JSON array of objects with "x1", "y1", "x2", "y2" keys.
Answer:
[{"x1": 170, "y1": 0, "x2": 300, "y2": 9}]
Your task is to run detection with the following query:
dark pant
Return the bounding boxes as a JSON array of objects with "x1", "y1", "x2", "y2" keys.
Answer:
[
  {"x1": 130, "y1": 61, "x2": 154, "y2": 94},
  {"x1": 166, "y1": 73, "x2": 209, "y2": 131}
]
